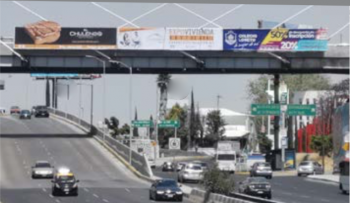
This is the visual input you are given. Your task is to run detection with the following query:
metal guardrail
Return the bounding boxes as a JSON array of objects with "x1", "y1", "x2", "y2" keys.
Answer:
[{"x1": 229, "y1": 192, "x2": 284, "y2": 203}]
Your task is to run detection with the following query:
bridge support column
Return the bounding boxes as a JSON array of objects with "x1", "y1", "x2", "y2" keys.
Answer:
[
  {"x1": 46, "y1": 78, "x2": 50, "y2": 107},
  {"x1": 273, "y1": 74, "x2": 280, "y2": 150}
]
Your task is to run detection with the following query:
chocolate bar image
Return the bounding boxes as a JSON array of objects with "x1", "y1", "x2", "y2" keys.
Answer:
[{"x1": 25, "y1": 21, "x2": 61, "y2": 45}]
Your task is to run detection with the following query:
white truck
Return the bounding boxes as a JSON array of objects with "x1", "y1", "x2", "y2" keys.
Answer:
[{"x1": 215, "y1": 141, "x2": 240, "y2": 173}]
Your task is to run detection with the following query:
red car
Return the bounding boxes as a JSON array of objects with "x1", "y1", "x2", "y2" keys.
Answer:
[{"x1": 10, "y1": 106, "x2": 20, "y2": 114}]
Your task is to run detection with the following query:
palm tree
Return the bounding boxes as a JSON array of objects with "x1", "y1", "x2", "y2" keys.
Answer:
[{"x1": 157, "y1": 74, "x2": 171, "y2": 120}]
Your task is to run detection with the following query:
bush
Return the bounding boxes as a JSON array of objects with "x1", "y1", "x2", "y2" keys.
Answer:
[
  {"x1": 201, "y1": 165, "x2": 235, "y2": 196},
  {"x1": 310, "y1": 135, "x2": 333, "y2": 157}
]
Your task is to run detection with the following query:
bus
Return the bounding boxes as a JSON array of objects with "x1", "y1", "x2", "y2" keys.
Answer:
[{"x1": 332, "y1": 102, "x2": 349, "y2": 194}]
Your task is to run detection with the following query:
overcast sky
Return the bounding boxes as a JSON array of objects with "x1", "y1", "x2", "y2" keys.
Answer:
[{"x1": 0, "y1": 2, "x2": 348, "y2": 125}]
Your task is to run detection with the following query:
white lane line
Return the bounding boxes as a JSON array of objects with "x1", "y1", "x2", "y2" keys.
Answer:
[
  {"x1": 47, "y1": 152, "x2": 51, "y2": 156},
  {"x1": 42, "y1": 188, "x2": 47, "y2": 192},
  {"x1": 300, "y1": 195, "x2": 310, "y2": 198},
  {"x1": 320, "y1": 199, "x2": 331, "y2": 202},
  {"x1": 103, "y1": 199, "x2": 109, "y2": 203},
  {"x1": 125, "y1": 188, "x2": 130, "y2": 193},
  {"x1": 38, "y1": 183, "x2": 42, "y2": 187},
  {"x1": 50, "y1": 156, "x2": 54, "y2": 160},
  {"x1": 55, "y1": 199, "x2": 60, "y2": 203},
  {"x1": 93, "y1": 193, "x2": 99, "y2": 198},
  {"x1": 49, "y1": 194, "x2": 54, "y2": 198},
  {"x1": 83, "y1": 188, "x2": 89, "y2": 192}
]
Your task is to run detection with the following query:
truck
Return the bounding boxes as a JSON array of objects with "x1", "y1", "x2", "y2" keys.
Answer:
[{"x1": 215, "y1": 141, "x2": 240, "y2": 173}]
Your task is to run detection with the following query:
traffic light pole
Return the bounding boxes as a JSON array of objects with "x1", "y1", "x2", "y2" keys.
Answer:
[{"x1": 274, "y1": 74, "x2": 280, "y2": 150}]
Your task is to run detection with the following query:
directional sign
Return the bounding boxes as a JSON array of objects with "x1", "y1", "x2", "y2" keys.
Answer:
[
  {"x1": 287, "y1": 104, "x2": 316, "y2": 116},
  {"x1": 158, "y1": 120, "x2": 180, "y2": 128},
  {"x1": 251, "y1": 104, "x2": 281, "y2": 115},
  {"x1": 343, "y1": 143, "x2": 349, "y2": 151},
  {"x1": 132, "y1": 120, "x2": 153, "y2": 128},
  {"x1": 169, "y1": 138, "x2": 181, "y2": 150}
]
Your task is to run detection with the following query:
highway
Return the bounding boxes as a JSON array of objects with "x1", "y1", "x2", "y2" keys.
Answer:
[
  {"x1": 153, "y1": 161, "x2": 349, "y2": 203},
  {"x1": 0, "y1": 115, "x2": 191, "y2": 203}
]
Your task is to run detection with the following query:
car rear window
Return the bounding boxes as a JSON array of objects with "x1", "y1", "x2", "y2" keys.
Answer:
[
  {"x1": 300, "y1": 162, "x2": 312, "y2": 166},
  {"x1": 187, "y1": 165, "x2": 202, "y2": 170},
  {"x1": 258, "y1": 163, "x2": 271, "y2": 167},
  {"x1": 158, "y1": 180, "x2": 177, "y2": 187},
  {"x1": 36, "y1": 162, "x2": 51, "y2": 168}
]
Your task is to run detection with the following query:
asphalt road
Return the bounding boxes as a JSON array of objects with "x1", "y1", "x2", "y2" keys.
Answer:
[
  {"x1": 153, "y1": 159, "x2": 349, "y2": 203},
  {"x1": 0, "y1": 115, "x2": 191, "y2": 203}
]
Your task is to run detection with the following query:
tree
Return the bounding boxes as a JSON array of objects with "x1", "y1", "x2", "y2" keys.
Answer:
[
  {"x1": 108, "y1": 117, "x2": 120, "y2": 138},
  {"x1": 133, "y1": 107, "x2": 139, "y2": 137},
  {"x1": 119, "y1": 123, "x2": 130, "y2": 135},
  {"x1": 205, "y1": 110, "x2": 226, "y2": 144},
  {"x1": 149, "y1": 115, "x2": 154, "y2": 138},
  {"x1": 201, "y1": 165, "x2": 235, "y2": 199},
  {"x1": 257, "y1": 133, "x2": 272, "y2": 154},
  {"x1": 310, "y1": 135, "x2": 333, "y2": 157},
  {"x1": 157, "y1": 74, "x2": 172, "y2": 120},
  {"x1": 195, "y1": 103, "x2": 204, "y2": 146}
]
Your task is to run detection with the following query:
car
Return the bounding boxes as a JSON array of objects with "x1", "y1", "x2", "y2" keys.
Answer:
[
  {"x1": 10, "y1": 106, "x2": 20, "y2": 114},
  {"x1": 176, "y1": 162, "x2": 187, "y2": 172},
  {"x1": 31, "y1": 106, "x2": 37, "y2": 114},
  {"x1": 250, "y1": 162, "x2": 273, "y2": 179},
  {"x1": 162, "y1": 161, "x2": 175, "y2": 172},
  {"x1": 51, "y1": 168, "x2": 79, "y2": 196},
  {"x1": 297, "y1": 161, "x2": 324, "y2": 176},
  {"x1": 238, "y1": 177, "x2": 272, "y2": 199},
  {"x1": 0, "y1": 107, "x2": 6, "y2": 114},
  {"x1": 192, "y1": 161, "x2": 209, "y2": 171},
  {"x1": 19, "y1": 109, "x2": 32, "y2": 119},
  {"x1": 35, "y1": 106, "x2": 49, "y2": 118},
  {"x1": 31, "y1": 161, "x2": 54, "y2": 178},
  {"x1": 178, "y1": 163, "x2": 204, "y2": 183},
  {"x1": 149, "y1": 179, "x2": 183, "y2": 202}
]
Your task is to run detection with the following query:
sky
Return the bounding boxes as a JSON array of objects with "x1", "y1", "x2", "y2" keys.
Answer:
[{"x1": 0, "y1": 2, "x2": 349, "y2": 125}]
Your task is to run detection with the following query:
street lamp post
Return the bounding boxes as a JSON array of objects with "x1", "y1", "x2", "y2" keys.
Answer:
[{"x1": 85, "y1": 55, "x2": 106, "y2": 141}]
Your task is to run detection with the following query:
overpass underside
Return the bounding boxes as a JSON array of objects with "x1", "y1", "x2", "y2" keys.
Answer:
[{"x1": 0, "y1": 46, "x2": 349, "y2": 74}]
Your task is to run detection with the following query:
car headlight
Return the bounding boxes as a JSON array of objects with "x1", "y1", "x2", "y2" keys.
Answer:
[
  {"x1": 266, "y1": 185, "x2": 271, "y2": 189},
  {"x1": 249, "y1": 185, "x2": 255, "y2": 189},
  {"x1": 55, "y1": 183, "x2": 60, "y2": 188},
  {"x1": 176, "y1": 191, "x2": 183, "y2": 195},
  {"x1": 35, "y1": 171, "x2": 40, "y2": 174},
  {"x1": 156, "y1": 191, "x2": 165, "y2": 194}
]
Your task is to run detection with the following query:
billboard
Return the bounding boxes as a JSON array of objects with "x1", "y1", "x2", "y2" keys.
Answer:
[
  {"x1": 165, "y1": 28, "x2": 222, "y2": 50},
  {"x1": 223, "y1": 28, "x2": 328, "y2": 52},
  {"x1": 118, "y1": 27, "x2": 165, "y2": 50},
  {"x1": 15, "y1": 21, "x2": 117, "y2": 50}
]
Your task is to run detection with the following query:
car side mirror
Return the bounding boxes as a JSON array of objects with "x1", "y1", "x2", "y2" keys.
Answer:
[{"x1": 76, "y1": 180, "x2": 80, "y2": 183}]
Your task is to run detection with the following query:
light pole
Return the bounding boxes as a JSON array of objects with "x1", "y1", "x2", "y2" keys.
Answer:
[
  {"x1": 85, "y1": 55, "x2": 106, "y2": 141},
  {"x1": 154, "y1": 81, "x2": 166, "y2": 165}
]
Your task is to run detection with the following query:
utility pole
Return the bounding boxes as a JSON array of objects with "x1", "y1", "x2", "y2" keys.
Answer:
[{"x1": 273, "y1": 74, "x2": 280, "y2": 150}]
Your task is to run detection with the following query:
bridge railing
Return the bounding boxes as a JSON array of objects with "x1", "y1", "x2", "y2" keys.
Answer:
[{"x1": 48, "y1": 108, "x2": 153, "y2": 179}]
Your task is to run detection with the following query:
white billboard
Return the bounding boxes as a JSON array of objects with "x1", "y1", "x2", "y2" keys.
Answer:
[
  {"x1": 118, "y1": 27, "x2": 165, "y2": 50},
  {"x1": 164, "y1": 27, "x2": 223, "y2": 50}
]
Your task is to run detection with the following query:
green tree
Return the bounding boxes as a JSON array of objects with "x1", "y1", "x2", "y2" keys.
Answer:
[
  {"x1": 310, "y1": 135, "x2": 333, "y2": 157},
  {"x1": 107, "y1": 117, "x2": 120, "y2": 138},
  {"x1": 257, "y1": 133, "x2": 272, "y2": 154},
  {"x1": 119, "y1": 123, "x2": 130, "y2": 135},
  {"x1": 201, "y1": 165, "x2": 235, "y2": 197},
  {"x1": 205, "y1": 110, "x2": 226, "y2": 144}
]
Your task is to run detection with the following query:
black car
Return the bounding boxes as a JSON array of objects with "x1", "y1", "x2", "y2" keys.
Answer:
[
  {"x1": 149, "y1": 179, "x2": 183, "y2": 202},
  {"x1": 51, "y1": 172, "x2": 79, "y2": 196},
  {"x1": 162, "y1": 161, "x2": 175, "y2": 172},
  {"x1": 19, "y1": 110, "x2": 31, "y2": 119},
  {"x1": 238, "y1": 177, "x2": 272, "y2": 199},
  {"x1": 35, "y1": 106, "x2": 49, "y2": 118}
]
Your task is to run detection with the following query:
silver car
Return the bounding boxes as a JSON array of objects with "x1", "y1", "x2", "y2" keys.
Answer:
[
  {"x1": 32, "y1": 161, "x2": 54, "y2": 178},
  {"x1": 178, "y1": 163, "x2": 204, "y2": 183},
  {"x1": 176, "y1": 162, "x2": 187, "y2": 172},
  {"x1": 250, "y1": 162, "x2": 273, "y2": 179},
  {"x1": 297, "y1": 161, "x2": 324, "y2": 176}
]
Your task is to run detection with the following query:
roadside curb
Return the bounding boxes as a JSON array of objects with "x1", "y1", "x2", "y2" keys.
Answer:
[{"x1": 306, "y1": 176, "x2": 339, "y2": 185}]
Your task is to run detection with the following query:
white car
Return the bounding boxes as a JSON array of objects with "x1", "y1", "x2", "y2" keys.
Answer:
[
  {"x1": 32, "y1": 161, "x2": 54, "y2": 178},
  {"x1": 297, "y1": 161, "x2": 324, "y2": 176},
  {"x1": 177, "y1": 163, "x2": 204, "y2": 183}
]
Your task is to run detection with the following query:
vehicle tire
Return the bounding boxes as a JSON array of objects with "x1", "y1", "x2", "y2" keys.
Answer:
[
  {"x1": 297, "y1": 173, "x2": 301, "y2": 177},
  {"x1": 154, "y1": 194, "x2": 160, "y2": 201},
  {"x1": 267, "y1": 194, "x2": 272, "y2": 199},
  {"x1": 178, "y1": 195, "x2": 183, "y2": 202},
  {"x1": 149, "y1": 191, "x2": 153, "y2": 200},
  {"x1": 52, "y1": 189, "x2": 58, "y2": 196}
]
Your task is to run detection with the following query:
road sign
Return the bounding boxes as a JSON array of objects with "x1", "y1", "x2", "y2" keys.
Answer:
[
  {"x1": 287, "y1": 104, "x2": 316, "y2": 116},
  {"x1": 343, "y1": 143, "x2": 349, "y2": 151},
  {"x1": 169, "y1": 138, "x2": 181, "y2": 150},
  {"x1": 251, "y1": 104, "x2": 281, "y2": 115},
  {"x1": 158, "y1": 120, "x2": 180, "y2": 128},
  {"x1": 281, "y1": 137, "x2": 288, "y2": 148},
  {"x1": 132, "y1": 120, "x2": 153, "y2": 128}
]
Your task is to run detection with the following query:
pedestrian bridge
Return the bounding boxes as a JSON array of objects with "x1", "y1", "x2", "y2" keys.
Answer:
[{"x1": 0, "y1": 43, "x2": 348, "y2": 74}]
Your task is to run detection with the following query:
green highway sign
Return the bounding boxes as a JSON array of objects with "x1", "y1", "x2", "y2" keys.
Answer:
[
  {"x1": 251, "y1": 104, "x2": 281, "y2": 115},
  {"x1": 287, "y1": 104, "x2": 316, "y2": 116},
  {"x1": 158, "y1": 120, "x2": 180, "y2": 128},
  {"x1": 132, "y1": 120, "x2": 153, "y2": 127}
]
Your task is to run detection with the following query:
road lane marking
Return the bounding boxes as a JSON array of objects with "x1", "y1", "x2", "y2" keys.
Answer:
[
  {"x1": 320, "y1": 199, "x2": 330, "y2": 202},
  {"x1": 84, "y1": 188, "x2": 89, "y2": 192},
  {"x1": 55, "y1": 199, "x2": 60, "y2": 203},
  {"x1": 42, "y1": 188, "x2": 47, "y2": 192},
  {"x1": 125, "y1": 188, "x2": 130, "y2": 193},
  {"x1": 49, "y1": 194, "x2": 54, "y2": 198},
  {"x1": 47, "y1": 152, "x2": 51, "y2": 156},
  {"x1": 93, "y1": 194, "x2": 99, "y2": 198},
  {"x1": 300, "y1": 195, "x2": 310, "y2": 198},
  {"x1": 103, "y1": 199, "x2": 109, "y2": 203}
]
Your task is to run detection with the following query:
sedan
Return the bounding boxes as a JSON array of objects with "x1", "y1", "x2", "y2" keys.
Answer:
[
  {"x1": 19, "y1": 110, "x2": 31, "y2": 119},
  {"x1": 162, "y1": 161, "x2": 175, "y2": 172},
  {"x1": 10, "y1": 106, "x2": 20, "y2": 114},
  {"x1": 238, "y1": 177, "x2": 272, "y2": 199},
  {"x1": 176, "y1": 162, "x2": 187, "y2": 172},
  {"x1": 297, "y1": 161, "x2": 324, "y2": 176},
  {"x1": 32, "y1": 160, "x2": 54, "y2": 178},
  {"x1": 250, "y1": 162, "x2": 273, "y2": 179},
  {"x1": 178, "y1": 163, "x2": 204, "y2": 183},
  {"x1": 149, "y1": 179, "x2": 183, "y2": 202}
]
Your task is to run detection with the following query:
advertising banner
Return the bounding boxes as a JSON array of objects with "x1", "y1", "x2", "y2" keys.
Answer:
[
  {"x1": 223, "y1": 28, "x2": 328, "y2": 52},
  {"x1": 118, "y1": 27, "x2": 165, "y2": 50},
  {"x1": 165, "y1": 28, "x2": 223, "y2": 50},
  {"x1": 15, "y1": 21, "x2": 117, "y2": 50}
]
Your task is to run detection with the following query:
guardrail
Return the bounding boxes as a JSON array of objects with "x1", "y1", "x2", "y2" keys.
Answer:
[
  {"x1": 229, "y1": 192, "x2": 284, "y2": 203},
  {"x1": 48, "y1": 108, "x2": 153, "y2": 179}
]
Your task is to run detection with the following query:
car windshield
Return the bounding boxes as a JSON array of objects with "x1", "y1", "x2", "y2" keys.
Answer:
[
  {"x1": 37, "y1": 106, "x2": 47, "y2": 110},
  {"x1": 57, "y1": 175, "x2": 75, "y2": 183},
  {"x1": 187, "y1": 165, "x2": 202, "y2": 170},
  {"x1": 218, "y1": 154, "x2": 235, "y2": 160},
  {"x1": 36, "y1": 162, "x2": 51, "y2": 168},
  {"x1": 300, "y1": 162, "x2": 312, "y2": 166},
  {"x1": 258, "y1": 163, "x2": 271, "y2": 167},
  {"x1": 21, "y1": 110, "x2": 30, "y2": 114},
  {"x1": 249, "y1": 177, "x2": 268, "y2": 183},
  {"x1": 158, "y1": 180, "x2": 177, "y2": 187},
  {"x1": 11, "y1": 106, "x2": 19, "y2": 109}
]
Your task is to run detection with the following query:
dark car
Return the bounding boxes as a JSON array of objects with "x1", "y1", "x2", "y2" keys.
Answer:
[
  {"x1": 162, "y1": 161, "x2": 175, "y2": 172},
  {"x1": 19, "y1": 109, "x2": 31, "y2": 119},
  {"x1": 149, "y1": 179, "x2": 183, "y2": 202},
  {"x1": 238, "y1": 177, "x2": 272, "y2": 199},
  {"x1": 51, "y1": 170, "x2": 79, "y2": 196},
  {"x1": 250, "y1": 162, "x2": 273, "y2": 179},
  {"x1": 31, "y1": 106, "x2": 37, "y2": 114},
  {"x1": 10, "y1": 106, "x2": 20, "y2": 114},
  {"x1": 35, "y1": 106, "x2": 49, "y2": 118}
]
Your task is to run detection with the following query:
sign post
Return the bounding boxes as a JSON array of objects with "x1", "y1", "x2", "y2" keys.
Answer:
[{"x1": 281, "y1": 136, "x2": 287, "y2": 171}]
